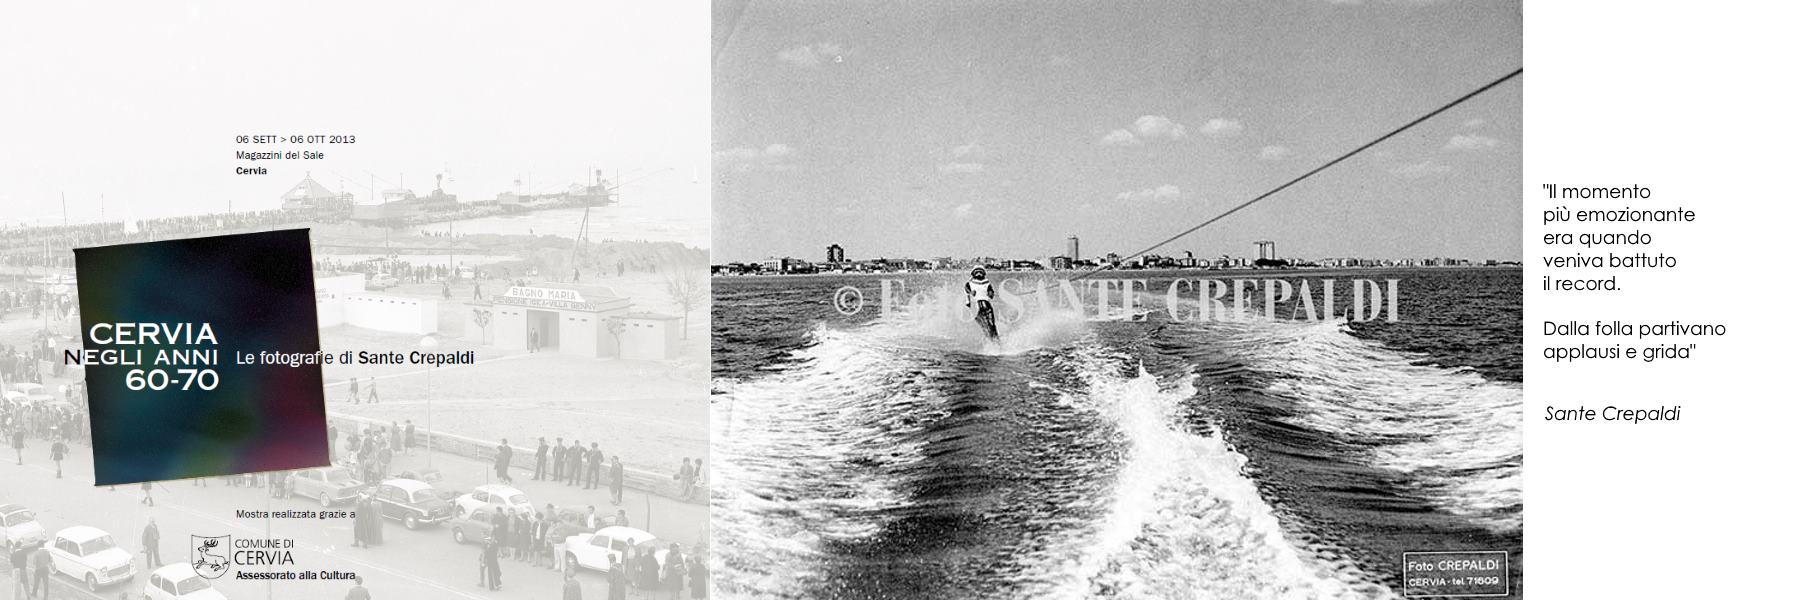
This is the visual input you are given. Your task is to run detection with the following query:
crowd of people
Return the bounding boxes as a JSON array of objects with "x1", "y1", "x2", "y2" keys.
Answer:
[
  {"x1": 0, "y1": 287, "x2": 73, "y2": 324},
  {"x1": 3, "y1": 397, "x2": 86, "y2": 460},
  {"x1": 314, "y1": 257, "x2": 463, "y2": 285},
  {"x1": 326, "y1": 420, "x2": 415, "y2": 482},
  {"x1": 0, "y1": 207, "x2": 343, "y2": 268},
  {"x1": 468, "y1": 499, "x2": 709, "y2": 598}
]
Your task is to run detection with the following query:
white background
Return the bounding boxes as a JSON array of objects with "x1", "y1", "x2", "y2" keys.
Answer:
[{"x1": 1525, "y1": 2, "x2": 1799, "y2": 596}]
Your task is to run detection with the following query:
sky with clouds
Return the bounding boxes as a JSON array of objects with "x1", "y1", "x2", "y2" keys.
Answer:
[{"x1": 714, "y1": 0, "x2": 1521, "y2": 263}]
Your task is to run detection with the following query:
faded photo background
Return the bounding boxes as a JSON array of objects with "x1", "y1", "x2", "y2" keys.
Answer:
[{"x1": 1, "y1": 2, "x2": 709, "y2": 598}]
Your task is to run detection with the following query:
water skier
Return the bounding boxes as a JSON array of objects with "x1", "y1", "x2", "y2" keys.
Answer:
[{"x1": 964, "y1": 268, "x2": 1000, "y2": 341}]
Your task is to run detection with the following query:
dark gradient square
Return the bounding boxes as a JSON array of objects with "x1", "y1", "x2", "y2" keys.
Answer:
[{"x1": 74, "y1": 229, "x2": 329, "y2": 485}]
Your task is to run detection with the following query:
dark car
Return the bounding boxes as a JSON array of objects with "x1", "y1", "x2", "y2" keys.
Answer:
[{"x1": 371, "y1": 478, "x2": 452, "y2": 530}]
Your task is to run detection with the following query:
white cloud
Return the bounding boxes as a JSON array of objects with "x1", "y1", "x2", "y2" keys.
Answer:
[
  {"x1": 1098, "y1": 129, "x2": 1140, "y2": 146},
  {"x1": 1133, "y1": 115, "x2": 1189, "y2": 140},
  {"x1": 777, "y1": 42, "x2": 845, "y2": 68},
  {"x1": 1389, "y1": 160, "x2": 1452, "y2": 179},
  {"x1": 952, "y1": 203, "x2": 974, "y2": 218},
  {"x1": 1443, "y1": 134, "x2": 1499, "y2": 151},
  {"x1": 715, "y1": 147, "x2": 760, "y2": 162},
  {"x1": 1115, "y1": 184, "x2": 1182, "y2": 202},
  {"x1": 1196, "y1": 118, "x2": 1244, "y2": 137},
  {"x1": 939, "y1": 143, "x2": 988, "y2": 174},
  {"x1": 716, "y1": 143, "x2": 799, "y2": 172},
  {"x1": 1258, "y1": 145, "x2": 1293, "y2": 160}
]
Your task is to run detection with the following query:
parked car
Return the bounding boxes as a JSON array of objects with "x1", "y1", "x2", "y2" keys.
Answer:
[
  {"x1": 143, "y1": 564, "x2": 227, "y2": 600},
  {"x1": 8, "y1": 383, "x2": 52, "y2": 404},
  {"x1": 286, "y1": 466, "x2": 367, "y2": 508},
  {"x1": 0, "y1": 504, "x2": 47, "y2": 548},
  {"x1": 452, "y1": 484, "x2": 533, "y2": 518},
  {"x1": 371, "y1": 479, "x2": 452, "y2": 530},
  {"x1": 563, "y1": 526, "x2": 666, "y2": 574},
  {"x1": 448, "y1": 506, "x2": 498, "y2": 545},
  {"x1": 366, "y1": 274, "x2": 399, "y2": 290},
  {"x1": 45, "y1": 526, "x2": 136, "y2": 592}
]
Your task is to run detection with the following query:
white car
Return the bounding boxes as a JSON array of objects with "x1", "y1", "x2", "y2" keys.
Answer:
[
  {"x1": 143, "y1": 564, "x2": 227, "y2": 600},
  {"x1": 452, "y1": 484, "x2": 533, "y2": 518},
  {"x1": 563, "y1": 526, "x2": 665, "y2": 573},
  {"x1": 7, "y1": 383, "x2": 53, "y2": 405},
  {"x1": 46, "y1": 526, "x2": 136, "y2": 592},
  {"x1": 0, "y1": 504, "x2": 47, "y2": 548}
]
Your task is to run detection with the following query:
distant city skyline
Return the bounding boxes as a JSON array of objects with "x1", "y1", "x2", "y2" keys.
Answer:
[
  {"x1": 715, "y1": 0, "x2": 1522, "y2": 264},
  {"x1": 735, "y1": 237, "x2": 1515, "y2": 268}
]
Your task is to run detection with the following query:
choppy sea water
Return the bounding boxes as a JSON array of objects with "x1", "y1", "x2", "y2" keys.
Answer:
[{"x1": 712, "y1": 268, "x2": 1523, "y2": 599}]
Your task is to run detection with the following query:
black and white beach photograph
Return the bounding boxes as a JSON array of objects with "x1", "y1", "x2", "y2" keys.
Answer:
[
  {"x1": 711, "y1": 1, "x2": 1522, "y2": 598},
  {"x1": 1, "y1": 3, "x2": 710, "y2": 598}
]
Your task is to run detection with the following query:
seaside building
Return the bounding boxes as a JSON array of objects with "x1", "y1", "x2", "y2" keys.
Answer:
[
  {"x1": 280, "y1": 174, "x2": 353, "y2": 211},
  {"x1": 1067, "y1": 236, "x2": 1079, "y2": 261},
  {"x1": 315, "y1": 272, "x2": 439, "y2": 335},
  {"x1": 462, "y1": 285, "x2": 680, "y2": 360},
  {"x1": 1255, "y1": 241, "x2": 1277, "y2": 261},
  {"x1": 826, "y1": 244, "x2": 845, "y2": 264}
]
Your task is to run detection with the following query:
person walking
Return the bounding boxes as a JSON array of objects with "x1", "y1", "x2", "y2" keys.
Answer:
[
  {"x1": 26, "y1": 542, "x2": 48, "y2": 600},
  {"x1": 534, "y1": 438, "x2": 549, "y2": 480},
  {"x1": 10, "y1": 429, "x2": 22, "y2": 466},
  {"x1": 566, "y1": 440, "x2": 584, "y2": 488},
  {"x1": 494, "y1": 439, "x2": 513, "y2": 484},
  {"x1": 688, "y1": 555, "x2": 708, "y2": 599},
  {"x1": 10, "y1": 542, "x2": 30, "y2": 600},
  {"x1": 637, "y1": 546, "x2": 660, "y2": 593},
  {"x1": 481, "y1": 537, "x2": 503, "y2": 591},
  {"x1": 348, "y1": 377, "x2": 360, "y2": 404},
  {"x1": 491, "y1": 508, "x2": 511, "y2": 560},
  {"x1": 366, "y1": 494, "x2": 384, "y2": 546},
  {"x1": 533, "y1": 512, "x2": 552, "y2": 568},
  {"x1": 48, "y1": 437, "x2": 64, "y2": 479},
  {"x1": 351, "y1": 495, "x2": 367, "y2": 548},
  {"x1": 345, "y1": 575, "x2": 371, "y2": 600},
  {"x1": 366, "y1": 379, "x2": 379, "y2": 404},
  {"x1": 140, "y1": 481, "x2": 155, "y2": 506},
  {"x1": 404, "y1": 420, "x2": 416, "y2": 454},
  {"x1": 562, "y1": 568, "x2": 584, "y2": 600},
  {"x1": 678, "y1": 458, "x2": 695, "y2": 499},
  {"x1": 663, "y1": 543, "x2": 688, "y2": 599},
  {"x1": 552, "y1": 438, "x2": 566, "y2": 482},
  {"x1": 142, "y1": 518, "x2": 162, "y2": 569},
  {"x1": 607, "y1": 556, "x2": 629, "y2": 599},
  {"x1": 609, "y1": 457, "x2": 626, "y2": 505},
  {"x1": 585, "y1": 444, "x2": 603, "y2": 490}
]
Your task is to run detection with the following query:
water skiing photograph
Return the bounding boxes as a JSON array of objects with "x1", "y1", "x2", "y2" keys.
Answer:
[{"x1": 711, "y1": 1, "x2": 1522, "y2": 598}]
